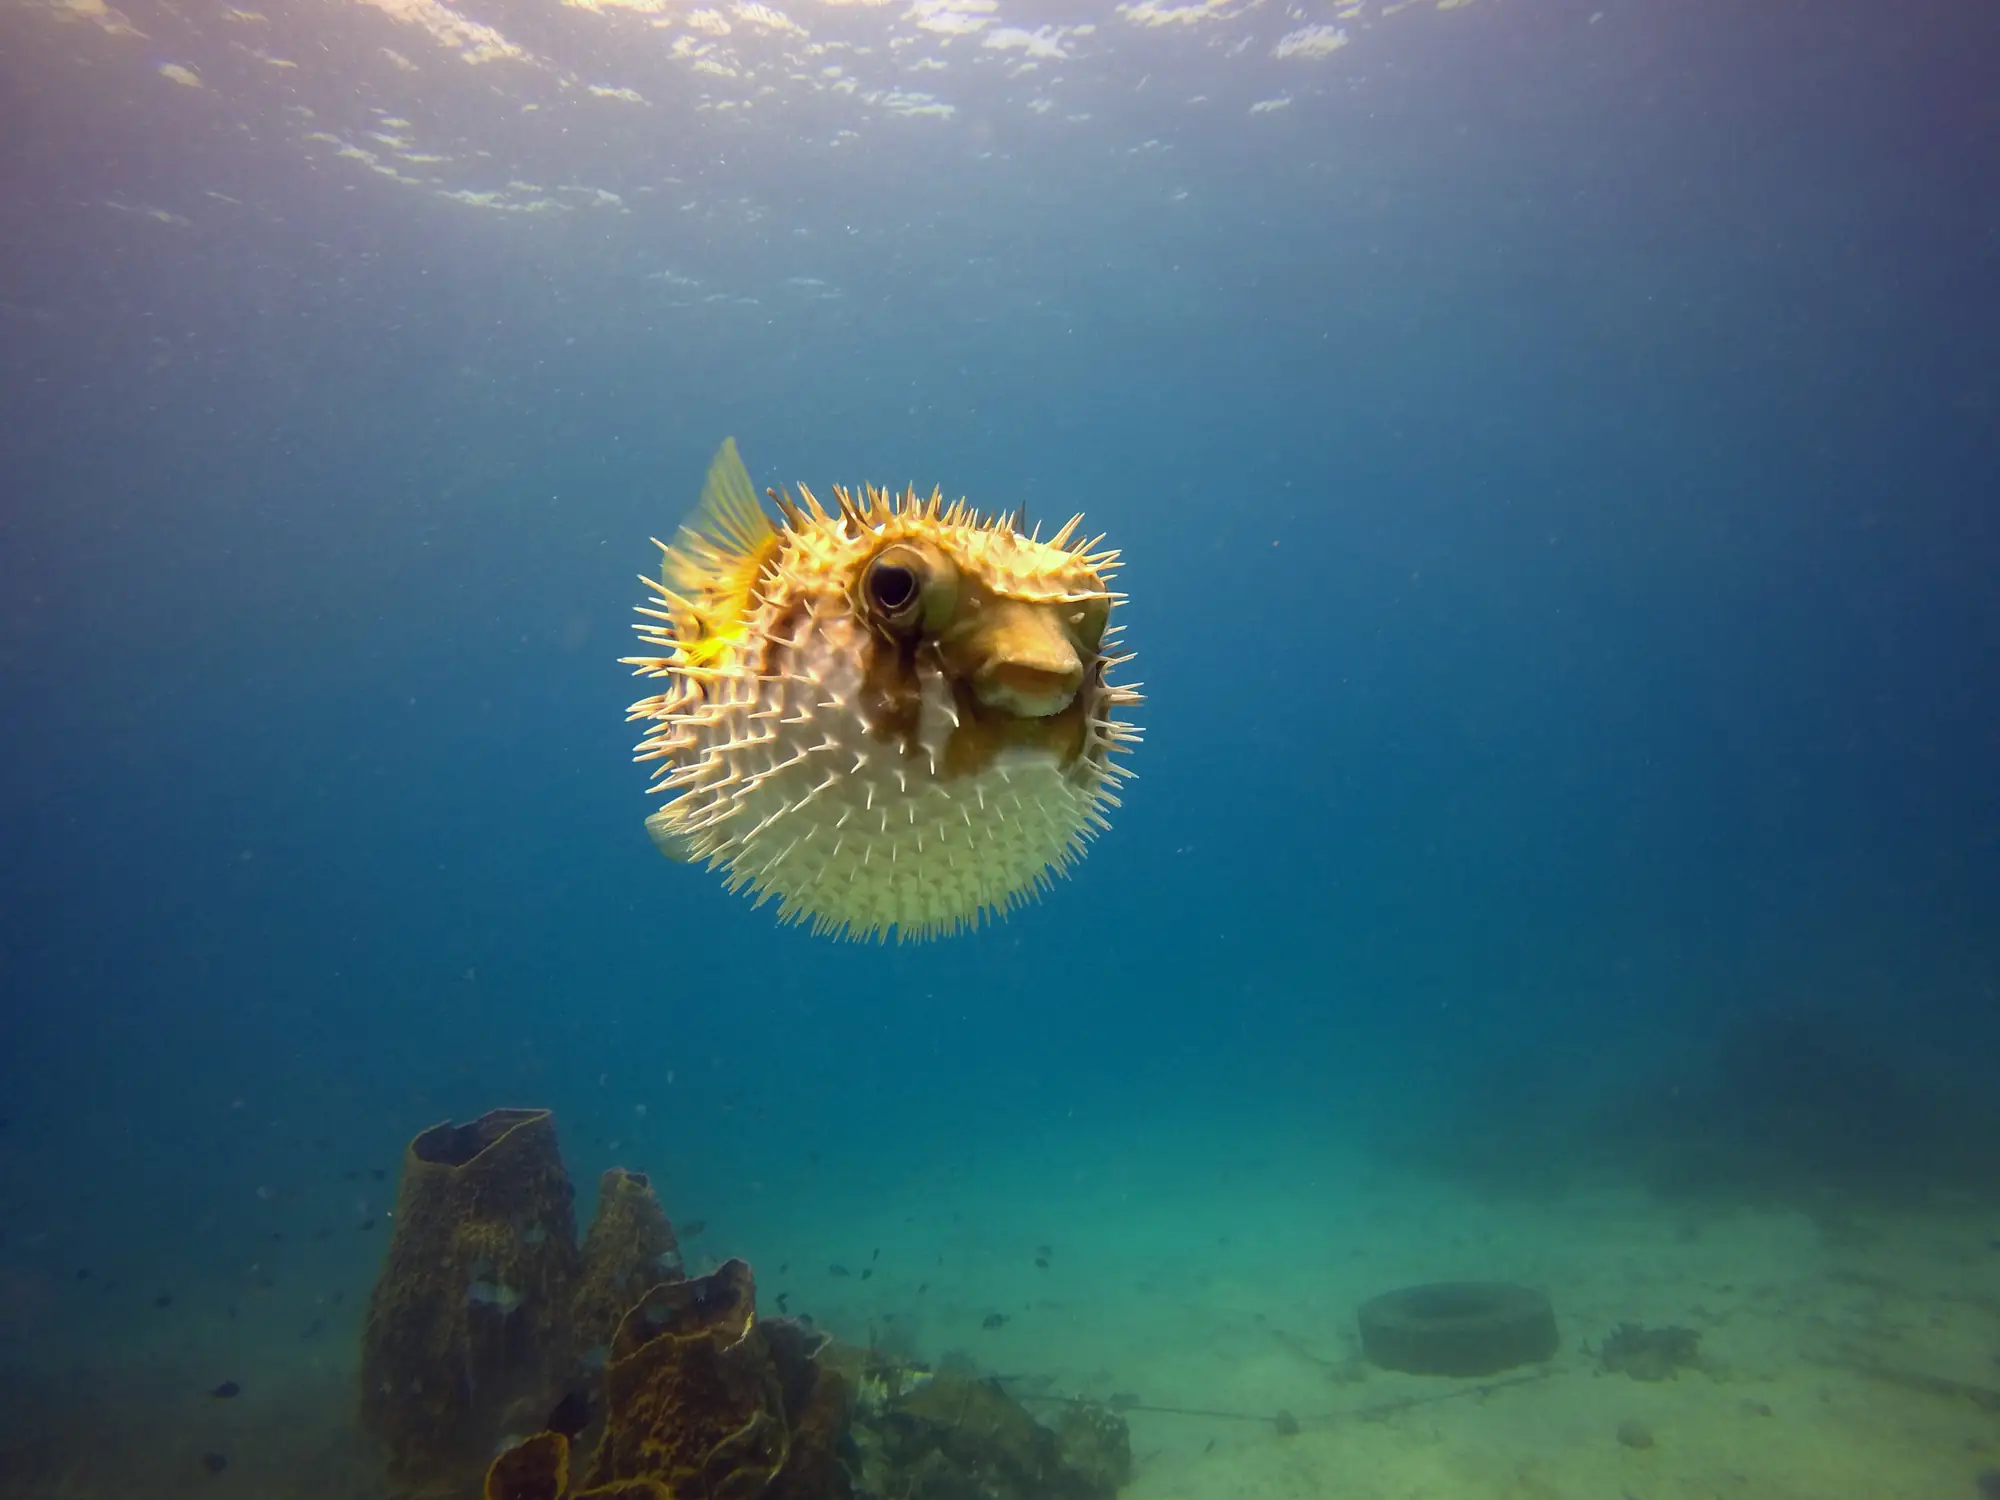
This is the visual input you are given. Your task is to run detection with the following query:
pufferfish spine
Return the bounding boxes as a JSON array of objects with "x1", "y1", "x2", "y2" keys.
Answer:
[{"x1": 622, "y1": 439, "x2": 1141, "y2": 943}]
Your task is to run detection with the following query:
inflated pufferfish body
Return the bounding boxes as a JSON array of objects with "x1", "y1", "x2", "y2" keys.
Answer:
[{"x1": 624, "y1": 439, "x2": 1141, "y2": 942}]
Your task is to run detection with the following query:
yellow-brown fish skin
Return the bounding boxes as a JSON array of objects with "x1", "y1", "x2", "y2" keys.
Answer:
[{"x1": 623, "y1": 440, "x2": 1140, "y2": 942}]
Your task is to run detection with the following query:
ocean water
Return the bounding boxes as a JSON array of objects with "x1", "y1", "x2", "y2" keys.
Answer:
[{"x1": 2, "y1": 0, "x2": 1998, "y2": 1494}]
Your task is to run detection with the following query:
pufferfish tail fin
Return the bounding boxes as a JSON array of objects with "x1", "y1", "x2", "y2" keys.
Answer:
[{"x1": 661, "y1": 438, "x2": 782, "y2": 667}]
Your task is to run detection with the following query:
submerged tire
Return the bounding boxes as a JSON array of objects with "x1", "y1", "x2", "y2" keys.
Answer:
[{"x1": 1357, "y1": 1282, "x2": 1558, "y2": 1377}]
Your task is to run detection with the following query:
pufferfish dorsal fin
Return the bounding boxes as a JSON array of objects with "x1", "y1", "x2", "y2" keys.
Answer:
[{"x1": 663, "y1": 438, "x2": 781, "y2": 667}]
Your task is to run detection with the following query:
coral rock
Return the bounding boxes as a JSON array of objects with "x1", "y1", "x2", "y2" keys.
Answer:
[{"x1": 872, "y1": 1372, "x2": 1127, "y2": 1500}]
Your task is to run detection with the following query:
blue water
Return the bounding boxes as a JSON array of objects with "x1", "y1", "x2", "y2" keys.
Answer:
[{"x1": 2, "y1": 0, "x2": 1997, "y2": 1491}]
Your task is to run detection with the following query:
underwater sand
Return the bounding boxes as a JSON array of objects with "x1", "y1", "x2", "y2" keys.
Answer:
[{"x1": 4, "y1": 1119, "x2": 1997, "y2": 1499}]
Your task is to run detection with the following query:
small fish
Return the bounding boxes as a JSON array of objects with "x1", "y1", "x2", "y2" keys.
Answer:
[
  {"x1": 1107, "y1": 1392, "x2": 1139, "y2": 1412},
  {"x1": 370, "y1": 1168, "x2": 386, "y2": 1181},
  {"x1": 75, "y1": 1268, "x2": 91, "y2": 1281},
  {"x1": 1035, "y1": 1244, "x2": 1053, "y2": 1259},
  {"x1": 1273, "y1": 1410, "x2": 1300, "y2": 1437},
  {"x1": 870, "y1": 1247, "x2": 880, "y2": 1263},
  {"x1": 1034, "y1": 1257, "x2": 1049, "y2": 1270},
  {"x1": 341, "y1": 1170, "x2": 359, "y2": 1182},
  {"x1": 981, "y1": 1313, "x2": 1009, "y2": 1330},
  {"x1": 208, "y1": 1381, "x2": 241, "y2": 1399},
  {"x1": 545, "y1": 1389, "x2": 592, "y2": 1439},
  {"x1": 680, "y1": 1220, "x2": 707, "y2": 1238},
  {"x1": 917, "y1": 1283, "x2": 928, "y2": 1295},
  {"x1": 775, "y1": 1293, "x2": 790, "y2": 1313},
  {"x1": 358, "y1": 1218, "x2": 376, "y2": 1232},
  {"x1": 201, "y1": 1452, "x2": 228, "y2": 1475},
  {"x1": 828, "y1": 1264, "x2": 851, "y2": 1278},
  {"x1": 300, "y1": 1318, "x2": 324, "y2": 1340},
  {"x1": 860, "y1": 1268, "x2": 873, "y2": 1281},
  {"x1": 153, "y1": 1293, "x2": 174, "y2": 1309}
]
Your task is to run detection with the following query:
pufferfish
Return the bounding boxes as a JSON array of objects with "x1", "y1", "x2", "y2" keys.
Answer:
[{"x1": 622, "y1": 439, "x2": 1141, "y2": 942}]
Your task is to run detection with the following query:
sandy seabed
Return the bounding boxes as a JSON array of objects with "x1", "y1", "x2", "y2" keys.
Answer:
[{"x1": 4, "y1": 1123, "x2": 1996, "y2": 1500}]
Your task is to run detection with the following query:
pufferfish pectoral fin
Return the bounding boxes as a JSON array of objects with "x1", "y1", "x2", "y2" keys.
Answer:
[{"x1": 644, "y1": 808, "x2": 697, "y2": 863}]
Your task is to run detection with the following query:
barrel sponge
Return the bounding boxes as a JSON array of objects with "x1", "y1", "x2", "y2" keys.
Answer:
[
  {"x1": 360, "y1": 1108, "x2": 583, "y2": 1485},
  {"x1": 573, "y1": 1168, "x2": 683, "y2": 1352},
  {"x1": 761, "y1": 1315, "x2": 856, "y2": 1500},
  {"x1": 486, "y1": 1431, "x2": 671, "y2": 1500},
  {"x1": 583, "y1": 1259, "x2": 853, "y2": 1500},
  {"x1": 584, "y1": 1260, "x2": 785, "y2": 1496},
  {"x1": 487, "y1": 1431, "x2": 572, "y2": 1500}
]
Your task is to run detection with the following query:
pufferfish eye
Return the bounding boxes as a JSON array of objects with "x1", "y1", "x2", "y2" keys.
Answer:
[
  {"x1": 863, "y1": 542, "x2": 958, "y2": 636},
  {"x1": 868, "y1": 559, "x2": 918, "y2": 613}
]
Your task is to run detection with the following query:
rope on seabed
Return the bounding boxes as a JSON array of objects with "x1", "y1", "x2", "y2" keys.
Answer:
[{"x1": 1002, "y1": 1367, "x2": 1553, "y2": 1430}]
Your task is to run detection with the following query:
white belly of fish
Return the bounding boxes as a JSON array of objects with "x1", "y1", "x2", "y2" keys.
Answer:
[{"x1": 655, "y1": 636, "x2": 1103, "y2": 941}]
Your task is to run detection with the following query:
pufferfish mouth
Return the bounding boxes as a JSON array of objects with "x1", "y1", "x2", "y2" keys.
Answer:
[
  {"x1": 976, "y1": 659, "x2": 1084, "y2": 718},
  {"x1": 957, "y1": 595, "x2": 1086, "y2": 718}
]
